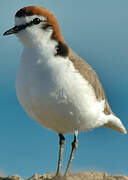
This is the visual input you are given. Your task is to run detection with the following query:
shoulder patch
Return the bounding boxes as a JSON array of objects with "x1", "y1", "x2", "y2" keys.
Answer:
[{"x1": 55, "y1": 41, "x2": 69, "y2": 57}]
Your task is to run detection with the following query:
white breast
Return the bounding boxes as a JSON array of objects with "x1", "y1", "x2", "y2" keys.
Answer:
[{"x1": 16, "y1": 46, "x2": 108, "y2": 134}]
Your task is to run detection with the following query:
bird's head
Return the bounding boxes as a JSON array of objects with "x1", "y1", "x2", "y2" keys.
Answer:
[{"x1": 3, "y1": 6, "x2": 65, "y2": 47}]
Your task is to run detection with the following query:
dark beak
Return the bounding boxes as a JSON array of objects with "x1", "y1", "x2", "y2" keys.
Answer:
[{"x1": 3, "y1": 26, "x2": 19, "y2": 36}]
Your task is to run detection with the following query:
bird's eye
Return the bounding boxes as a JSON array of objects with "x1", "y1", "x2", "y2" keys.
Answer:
[{"x1": 32, "y1": 18, "x2": 41, "y2": 25}]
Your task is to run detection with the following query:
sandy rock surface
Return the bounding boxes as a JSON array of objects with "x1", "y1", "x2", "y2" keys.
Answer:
[{"x1": 1, "y1": 172, "x2": 128, "y2": 180}]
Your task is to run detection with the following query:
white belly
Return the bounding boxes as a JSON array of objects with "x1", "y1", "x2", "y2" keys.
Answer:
[{"x1": 16, "y1": 48, "x2": 107, "y2": 134}]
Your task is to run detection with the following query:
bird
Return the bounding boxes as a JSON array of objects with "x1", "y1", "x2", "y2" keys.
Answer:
[{"x1": 3, "y1": 5, "x2": 127, "y2": 176}]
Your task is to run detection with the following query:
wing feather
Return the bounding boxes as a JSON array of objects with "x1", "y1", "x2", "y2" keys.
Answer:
[{"x1": 68, "y1": 47, "x2": 112, "y2": 115}]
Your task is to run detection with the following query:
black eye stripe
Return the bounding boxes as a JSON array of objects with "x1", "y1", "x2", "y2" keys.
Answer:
[
  {"x1": 42, "y1": 24, "x2": 52, "y2": 30},
  {"x1": 15, "y1": 18, "x2": 51, "y2": 33},
  {"x1": 14, "y1": 19, "x2": 44, "y2": 32},
  {"x1": 14, "y1": 21, "x2": 33, "y2": 32}
]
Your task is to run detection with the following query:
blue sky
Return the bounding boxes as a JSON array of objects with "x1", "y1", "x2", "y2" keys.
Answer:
[{"x1": 0, "y1": 0, "x2": 128, "y2": 178}]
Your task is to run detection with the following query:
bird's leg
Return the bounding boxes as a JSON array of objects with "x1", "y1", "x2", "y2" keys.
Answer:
[
  {"x1": 64, "y1": 131, "x2": 78, "y2": 176},
  {"x1": 56, "y1": 133, "x2": 65, "y2": 176}
]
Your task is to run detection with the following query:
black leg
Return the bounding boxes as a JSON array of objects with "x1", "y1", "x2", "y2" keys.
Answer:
[
  {"x1": 64, "y1": 131, "x2": 78, "y2": 176},
  {"x1": 56, "y1": 134, "x2": 65, "y2": 176}
]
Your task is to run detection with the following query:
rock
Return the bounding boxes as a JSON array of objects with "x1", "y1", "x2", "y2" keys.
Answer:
[
  {"x1": 0, "y1": 175, "x2": 21, "y2": 180},
  {"x1": 0, "y1": 172, "x2": 128, "y2": 180}
]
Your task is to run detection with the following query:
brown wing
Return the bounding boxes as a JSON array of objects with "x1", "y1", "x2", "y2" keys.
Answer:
[{"x1": 68, "y1": 47, "x2": 112, "y2": 115}]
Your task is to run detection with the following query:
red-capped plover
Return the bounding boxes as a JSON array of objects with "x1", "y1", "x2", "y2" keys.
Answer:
[{"x1": 3, "y1": 6, "x2": 127, "y2": 176}]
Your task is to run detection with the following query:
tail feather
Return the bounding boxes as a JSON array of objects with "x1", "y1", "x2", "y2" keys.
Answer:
[{"x1": 104, "y1": 114, "x2": 127, "y2": 134}]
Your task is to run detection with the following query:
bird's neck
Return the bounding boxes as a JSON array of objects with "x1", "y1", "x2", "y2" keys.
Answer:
[{"x1": 22, "y1": 37, "x2": 58, "y2": 62}]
